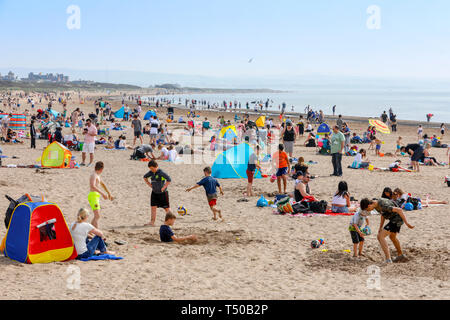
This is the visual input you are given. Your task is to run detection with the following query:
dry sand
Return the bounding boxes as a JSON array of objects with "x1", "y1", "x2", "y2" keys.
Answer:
[{"x1": 0, "y1": 93, "x2": 449, "y2": 300}]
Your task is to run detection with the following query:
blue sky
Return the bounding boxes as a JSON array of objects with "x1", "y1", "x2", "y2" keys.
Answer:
[{"x1": 1, "y1": 0, "x2": 450, "y2": 80}]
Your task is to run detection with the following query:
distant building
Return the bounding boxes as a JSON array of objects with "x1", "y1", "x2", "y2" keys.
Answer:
[
  {"x1": 25, "y1": 72, "x2": 69, "y2": 83},
  {"x1": 0, "y1": 71, "x2": 17, "y2": 81}
]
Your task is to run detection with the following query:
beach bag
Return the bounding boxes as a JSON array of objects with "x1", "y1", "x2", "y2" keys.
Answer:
[
  {"x1": 4, "y1": 194, "x2": 46, "y2": 229},
  {"x1": 256, "y1": 195, "x2": 269, "y2": 208},
  {"x1": 406, "y1": 197, "x2": 421, "y2": 210},
  {"x1": 292, "y1": 202, "x2": 312, "y2": 214},
  {"x1": 308, "y1": 200, "x2": 328, "y2": 213},
  {"x1": 277, "y1": 196, "x2": 294, "y2": 214}
]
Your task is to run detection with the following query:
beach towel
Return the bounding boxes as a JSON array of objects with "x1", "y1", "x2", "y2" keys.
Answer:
[
  {"x1": 80, "y1": 254, "x2": 123, "y2": 262},
  {"x1": 273, "y1": 209, "x2": 354, "y2": 217}
]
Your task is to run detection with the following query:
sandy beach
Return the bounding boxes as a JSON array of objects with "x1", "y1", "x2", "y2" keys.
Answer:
[{"x1": 0, "y1": 92, "x2": 449, "y2": 300}]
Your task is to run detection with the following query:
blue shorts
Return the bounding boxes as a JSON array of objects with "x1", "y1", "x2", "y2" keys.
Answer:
[
  {"x1": 376, "y1": 145, "x2": 381, "y2": 150},
  {"x1": 276, "y1": 167, "x2": 288, "y2": 177},
  {"x1": 332, "y1": 205, "x2": 349, "y2": 213}
]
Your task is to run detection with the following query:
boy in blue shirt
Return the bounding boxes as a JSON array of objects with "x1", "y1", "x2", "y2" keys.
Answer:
[
  {"x1": 160, "y1": 212, "x2": 197, "y2": 243},
  {"x1": 186, "y1": 167, "x2": 224, "y2": 221}
]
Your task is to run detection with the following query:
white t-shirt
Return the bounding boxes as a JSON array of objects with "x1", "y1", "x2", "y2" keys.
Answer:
[
  {"x1": 161, "y1": 147, "x2": 169, "y2": 158},
  {"x1": 354, "y1": 153, "x2": 363, "y2": 165},
  {"x1": 168, "y1": 149, "x2": 177, "y2": 162},
  {"x1": 150, "y1": 119, "x2": 159, "y2": 135},
  {"x1": 70, "y1": 222, "x2": 94, "y2": 255}
]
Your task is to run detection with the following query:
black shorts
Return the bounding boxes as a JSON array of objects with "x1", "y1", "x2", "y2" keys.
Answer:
[
  {"x1": 384, "y1": 221, "x2": 401, "y2": 233},
  {"x1": 350, "y1": 231, "x2": 364, "y2": 244},
  {"x1": 134, "y1": 131, "x2": 142, "y2": 138},
  {"x1": 151, "y1": 191, "x2": 170, "y2": 209},
  {"x1": 411, "y1": 147, "x2": 424, "y2": 162}
]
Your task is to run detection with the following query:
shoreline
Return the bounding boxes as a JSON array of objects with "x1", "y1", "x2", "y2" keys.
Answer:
[{"x1": 131, "y1": 100, "x2": 448, "y2": 129}]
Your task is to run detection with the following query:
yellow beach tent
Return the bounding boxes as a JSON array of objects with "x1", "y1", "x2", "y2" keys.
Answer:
[{"x1": 41, "y1": 142, "x2": 72, "y2": 168}]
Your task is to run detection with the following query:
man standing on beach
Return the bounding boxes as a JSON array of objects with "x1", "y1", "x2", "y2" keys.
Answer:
[
  {"x1": 330, "y1": 125, "x2": 345, "y2": 177},
  {"x1": 332, "y1": 105, "x2": 336, "y2": 116},
  {"x1": 81, "y1": 119, "x2": 97, "y2": 167},
  {"x1": 336, "y1": 115, "x2": 343, "y2": 130}
]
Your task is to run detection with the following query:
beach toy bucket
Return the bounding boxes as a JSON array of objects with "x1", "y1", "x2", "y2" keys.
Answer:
[
  {"x1": 368, "y1": 164, "x2": 374, "y2": 171},
  {"x1": 270, "y1": 174, "x2": 276, "y2": 183}
]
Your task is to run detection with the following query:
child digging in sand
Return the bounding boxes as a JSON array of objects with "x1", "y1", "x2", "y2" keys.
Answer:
[
  {"x1": 144, "y1": 160, "x2": 172, "y2": 227},
  {"x1": 186, "y1": 167, "x2": 224, "y2": 221},
  {"x1": 88, "y1": 161, "x2": 114, "y2": 228},
  {"x1": 160, "y1": 212, "x2": 197, "y2": 243}
]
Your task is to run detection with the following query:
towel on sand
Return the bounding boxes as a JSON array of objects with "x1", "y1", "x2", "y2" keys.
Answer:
[{"x1": 80, "y1": 254, "x2": 123, "y2": 262}]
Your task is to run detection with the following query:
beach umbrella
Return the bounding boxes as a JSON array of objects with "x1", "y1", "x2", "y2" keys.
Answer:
[{"x1": 369, "y1": 119, "x2": 390, "y2": 134}]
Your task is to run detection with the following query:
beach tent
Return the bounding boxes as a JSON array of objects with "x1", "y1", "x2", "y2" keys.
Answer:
[
  {"x1": 8, "y1": 114, "x2": 27, "y2": 131},
  {"x1": 144, "y1": 110, "x2": 157, "y2": 120},
  {"x1": 41, "y1": 142, "x2": 72, "y2": 168},
  {"x1": 1, "y1": 202, "x2": 77, "y2": 264},
  {"x1": 317, "y1": 123, "x2": 331, "y2": 135},
  {"x1": 114, "y1": 106, "x2": 125, "y2": 119},
  {"x1": 256, "y1": 116, "x2": 266, "y2": 128},
  {"x1": 212, "y1": 143, "x2": 262, "y2": 179},
  {"x1": 49, "y1": 109, "x2": 59, "y2": 118},
  {"x1": 219, "y1": 125, "x2": 238, "y2": 142}
]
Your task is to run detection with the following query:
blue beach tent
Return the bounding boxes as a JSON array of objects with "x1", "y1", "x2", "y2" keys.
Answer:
[
  {"x1": 114, "y1": 107, "x2": 125, "y2": 119},
  {"x1": 317, "y1": 123, "x2": 331, "y2": 135},
  {"x1": 144, "y1": 110, "x2": 157, "y2": 120},
  {"x1": 212, "y1": 143, "x2": 262, "y2": 179}
]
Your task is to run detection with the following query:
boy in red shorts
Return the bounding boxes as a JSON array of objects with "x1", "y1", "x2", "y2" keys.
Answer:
[{"x1": 186, "y1": 167, "x2": 224, "y2": 221}]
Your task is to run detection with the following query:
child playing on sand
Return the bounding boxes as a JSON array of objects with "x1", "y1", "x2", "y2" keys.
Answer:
[
  {"x1": 418, "y1": 125, "x2": 423, "y2": 140},
  {"x1": 186, "y1": 167, "x2": 224, "y2": 221},
  {"x1": 160, "y1": 212, "x2": 197, "y2": 243},
  {"x1": 143, "y1": 160, "x2": 172, "y2": 227},
  {"x1": 348, "y1": 208, "x2": 370, "y2": 258},
  {"x1": 360, "y1": 198, "x2": 414, "y2": 263},
  {"x1": 88, "y1": 162, "x2": 114, "y2": 228},
  {"x1": 395, "y1": 137, "x2": 402, "y2": 156},
  {"x1": 374, "y1": 137, "x2": 382, "y2": 156}
]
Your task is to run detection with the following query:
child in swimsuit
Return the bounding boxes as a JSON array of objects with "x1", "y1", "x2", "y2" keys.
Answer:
[
  {"x1": 88, "y1": 162, "x2": 113, "y2": 228},
  {"x1": 395, "y1": 137, "x2": 402, "y2": 155}
]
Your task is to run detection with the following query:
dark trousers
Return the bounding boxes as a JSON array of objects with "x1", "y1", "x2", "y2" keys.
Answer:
[
  {"x1": 332, "y1": 153, "x2": 343, "y2": 176},
  {"x1": 31, "y1": 137, "x2": 36, "y2": 149}
]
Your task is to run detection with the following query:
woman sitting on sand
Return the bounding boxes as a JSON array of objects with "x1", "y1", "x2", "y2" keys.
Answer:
[
  {"x1": 421, "y1": 143, "x2": 440, "y2": 166},
  {"x1": 331, "y1": 181, "x2": 357, "y2": 213},
  {"x1": 304, "y1": 133, "x2": 316, "y2": 147},
  {"x1": 381, "y1": 187, "x2": 394, "y2": 200},
  {"x1": 70, "y1": 208, "x2": 115, "y2": 259},
  {"x1": 352, "y1": 149, "x2": 370, "y2": 168},
  {"x1": 5, "y1": 129, "x2": 23, "y2": 144}
]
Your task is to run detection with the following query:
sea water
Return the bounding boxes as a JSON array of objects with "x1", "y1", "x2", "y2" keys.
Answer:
[{"x1": 144, "y1": 80, "x2": 450, "y2": 123}]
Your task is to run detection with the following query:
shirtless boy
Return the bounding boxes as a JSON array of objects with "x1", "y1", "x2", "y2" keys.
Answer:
[{"x1": 88, "y1": 161, "x2": 113, "y2": 228}]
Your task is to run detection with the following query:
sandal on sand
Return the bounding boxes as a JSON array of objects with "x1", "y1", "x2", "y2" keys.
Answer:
[
  {"x1": 114, "y1": 240, "x2": 127, "y2": 245},
  {"x1": 237, "y1": 198, "x2": 249, "y2": 202}
]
